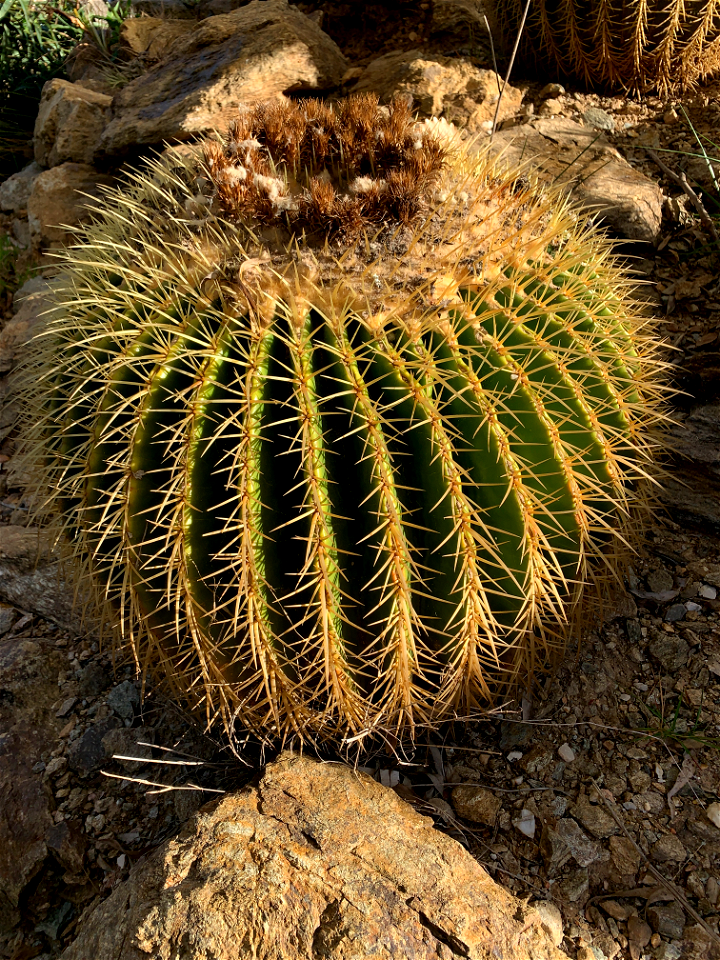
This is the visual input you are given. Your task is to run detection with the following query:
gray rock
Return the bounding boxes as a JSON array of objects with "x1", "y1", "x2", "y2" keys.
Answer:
[
  {"x1": 97, "y1": 0, "x2": 348, "y2": 160},
  {"x1": 78, "y1": 661, "x2": 111, "y2": 698},
  {"x1": 60, "y1": 754, "x2": 567, "y2": 960},
  {"x1": 101, "y1": 726, "x2": 153, "y2": 773},
  {"x1": 570, "y1": 794, "x2": 618, "y2": 839},
  {"x1": 556, "y1": 867, "x2": 590, "y2": 904},
  {"x1": 648, "y1": 634, "x2": 690, "y2": 671},
  {"x1": 651, "y1": 834, "x2": 687, "y2": 863},
  {"x1": 664, "y1": 603, "x2": 686, "y2": 622},
  {"x1": 0, "y1": 279, "x2": 54, "y2": 374},
  {"x1": 647, "y1": 901, "x2": 686, "y2": 940},
  {"x1": 33, "y1": 79, "x2": 112, "y2": 168},
  {"x1": 555, "y1": 818, "x2": 603, "y2": 867},
  {"x1": 583, "y1": 107, "x2": 615, "y2": 132},
  {"x1": 487, "y1": 119, "x2": 663, "y2": 243},
  {"x1": 0, "y1": 605, "x2": 17, "y2": 637},
  {"x1": 67, "y1": 718, "x2": 119, "y2": 775},
  {"x1": 646, "y1": 566, "x2": 674, "y2": 593},
  {"x1": 0, "y1": 161, "x2": 42, "y2": 212},
  {"x1": 106, "y1": 680, "x2": 140, "y2": 719}
]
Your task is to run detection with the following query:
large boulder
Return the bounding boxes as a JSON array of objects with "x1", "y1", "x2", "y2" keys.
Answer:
[
  {"x1": 61, "y1": 753, "x2": 565, "y2": 959},
  {"x1": 486, "y1": 119, "x2": 664, "y2": 243},
  {"x1": 118, "y1": 16, "x2": 195, "y2": 60},
  {"x1": 96, "y1": 0, "x2": 348, "y2": 160},
  {"x1": 34, "y1": 79, "x2": 113, "y2": 168}
]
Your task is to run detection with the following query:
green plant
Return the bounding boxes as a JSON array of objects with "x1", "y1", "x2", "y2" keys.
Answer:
[
  {"x1": 0, "y1": 0, "x2": 81, "y2": 174},
  {"x1": 489, "y1": 0, "x2": 720, "y2": 93},
  {"x1": 19, "y1": 96, "x2": 669, "y2": 747}
]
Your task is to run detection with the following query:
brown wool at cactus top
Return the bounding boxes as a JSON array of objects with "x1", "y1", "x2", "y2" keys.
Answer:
[{"x1": 16, "y1": 94, "x2": 671, "y2": 748}]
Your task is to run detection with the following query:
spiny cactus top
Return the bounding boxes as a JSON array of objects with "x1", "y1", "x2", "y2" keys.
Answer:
[{"x1": 22, "y1": 94, "x2": 668, "y2": 746}]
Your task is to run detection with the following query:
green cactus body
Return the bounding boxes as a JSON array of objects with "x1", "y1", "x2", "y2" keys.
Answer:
[{"x1": 21, "y1": 96, "x2": 667, "y2": 745}]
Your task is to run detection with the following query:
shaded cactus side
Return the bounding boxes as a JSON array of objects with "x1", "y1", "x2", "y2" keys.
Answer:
[
  {"x1": 19, "y1": 96, "x2": 669, "y2": 745},
  {"x1": 490, "y1": 0, "x2": 720, "y2": 92}
]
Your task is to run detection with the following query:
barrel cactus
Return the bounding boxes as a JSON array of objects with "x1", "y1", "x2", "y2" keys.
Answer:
[
  {"x1": 490, "y1": 0, "x2": 720, "y2": 93},
  {"x1": 21, "y1": 95, "x2": 666, "y2": 745}
]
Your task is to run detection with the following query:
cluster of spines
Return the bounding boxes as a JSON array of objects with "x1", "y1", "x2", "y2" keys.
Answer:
[
  {"x1": 203, "y1": 94, "x2": 446, "y2": 239},
  {"x1": 492, "y1": 0, "x2": 720, "y2": 92}
]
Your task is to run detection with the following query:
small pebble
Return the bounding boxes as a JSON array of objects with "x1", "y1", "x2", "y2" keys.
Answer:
[
  {"x1": 558, "y1": 743, "x2": 575, "y2": 762},
  {"x1": 507, "y1": 750, "x2": 523, "y2": 761},
  {"x1": 698, "y1": 584, "x2": 717, "y2": 599},
  {"x1": 664, "y1": 107, "x2": 679, "y2": 124},
  {"x1": 55, "y1": 696, "x2": 78, "y2": 719},
  {"x1": 539, "y1": 82, "x2": 565, "y2": 98},
  {"x1": 513, "y1": 808, "x2": 536, "y2": 838},
  {"x1": 706, "y1": 802, "x2": 720, "y2": 828}
]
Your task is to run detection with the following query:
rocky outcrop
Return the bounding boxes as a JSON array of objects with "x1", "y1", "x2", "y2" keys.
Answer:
[
  {"x1": 486, "y1": 119, "x2": 664, "y2": 243},
  {"x1": 34, "y1": 80, "x2": 113, "y2": 168},
  {"x1": 118, "y1": 16, "x2": 195, "y2": 61},
  {"x1": 0, "y1": 162, "x2": 42, "y2": 213},
  {"x1": 27, "y1": 162, "x2": 116, "y2": 247},
  {"x1": 96, "y1": 0, "x2": 348, "y2": 160},
  {"x1": 351, "y1": 51, "x2": 522, "y2": 132},
  {"x1": 61, "y1": 754, "x2": 566, "y2": 960}
]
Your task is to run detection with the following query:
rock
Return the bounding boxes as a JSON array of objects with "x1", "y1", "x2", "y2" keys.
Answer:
[
  {"x1": 33, "y1": 79, "x2": 112, "y2": 168},
  {"x1": 97, "y1": 0, "x2": 348, "y2": 160},
  {"x1": 118, "y1": 16, "x2": 195, "y2": 60},
  {"x1": 651, "y1": 834, "x2": 687, "y2": 863},
  {"x1": 556, "y1": 867, "x2": 590, "y2": 904},
  {"x1": 0, "y1": 161, "x2": 42, "y2": 212},
  {"x1": 627, "y1": 914, "x2": 652, "y2": 949},
  {"x1": 513, "y1": 808, "x2": 536, "y2": 838},
  {"x1": 540, "y1": 825, "x2": 572, "y2": 874},
  {"x1": 352, "y1": 51, "x2": 521, "y2": 131},
  {"x1": 27, "y1": 163, "x2": 116, "y2": 247},
  {"x1": 558, "y1": 743, "x2": 575, "y2": 762},
  {"x1": 554, "y1": 818, "x2": 603, "y2": 867},
  {"x1": 45, "y1": 820, "x2": 86, "y2": 878},
  {"x1": 430, "y1": 0, "x2": 487, "y2": 39},
  {"x1": 487, "y1": 119, "x2": 663, "y2": 243},
  {"x1": 647, "y1": 901, "x2": 686, "y2": 940},
  {"x1": 0, "y1": 277, "x2": 54, "y2": 374},
  {"x1": 609, "y1": 835, "x2": 641, "y2": 880},
  {"x1": 705, "y1": 802, "x2": 720, "y2": 828},
  {"x1": 78, "y1": 661, "x2": 111, "y2": 698},
  {"x1": 0, "y1": 527, "x2": 90, "y2": 633},
  {"x1": 532, "y1": 901, "x2": 564, "y2": 948},
  {"x1": 106, "y1": 680, "x2": 140, "y2": 719},
  {"x1": 0, "y1": 605, "x2": 17, "y2": 636},
  {"x1": 0, "y1": 634, "x2": 65, "y2": 933},
  {"x1": 538, "y1": 98, "x2": 563, "y2": 117},
  {"x1": 102, "y1": 727, "x2": 153, "y2": 774},
  {"x1": 539, "y1": 83, "x2": 565, "y2": 98},
  {"x1": 583, "y1": 106, "x2": 615, "y2": 131},
  {"x1": 665, "y1": 603, "x2": 686, "y2": 622},
  {"x1": 451, "y1": 785, "x2": 502, "y2": 825},
  {"x1": 129, "y1": 0, "x2": 199, "y2": 16},
  {"x1": 648, "y1": 634, "x2": 690, "y2": 671},
  {"x1": 61, "y1": 754, "x2": 567, "y2": 960},
  {"x1": 663, "y1": 404, "x2": 720, "y2": 532},
  {"x1": 570, "y1": 794, "x2": 619, "y2": 839},
  {"x1": 67, "y1": 718, "x2": 120, "y2": 776}
]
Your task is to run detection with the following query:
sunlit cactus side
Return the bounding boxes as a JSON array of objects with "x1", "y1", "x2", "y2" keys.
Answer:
[
  {"x1": 490, "y1": 0, "x2": 720, "y2": 93},
  {"x1": 19, "y1": 94, "x2": 669, "y2": 746}
]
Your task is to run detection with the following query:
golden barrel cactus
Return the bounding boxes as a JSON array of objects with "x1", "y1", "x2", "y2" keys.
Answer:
[
  {"x1": 20, "y1": 95, "x2": 668, "y2": 745},
  {"x1": 490, "y1": 0, "x2": 720, "y2": 92}
]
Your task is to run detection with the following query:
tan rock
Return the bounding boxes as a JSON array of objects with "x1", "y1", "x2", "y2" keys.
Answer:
[
  {"x1": 61, "y1": 754, "x2": 566, "y2": 960},
  {"x1": 34, "y1": 79, "x2": 113, "y2": 168},
  {"x1": 0, "y1": 279, "x2": 54, "y2": 373},
  {"x1": 27, "y1": 163, "x2": 115, "y2": 247},
  {"x1": 486, "y1": 119, "x2": 663, "y2": 243},
  {"x1": 352, "y1": 50, "x2": 521, "y2": 128},
  {"x1": 118, "y1": 16, "x2": 195, "y2": 60},
  {"x1": 97, "y1": 0, "x2": 348, "y2": 159},
  {"x1": 451, "y1": 784, "x2": 502, "y2": 825}
]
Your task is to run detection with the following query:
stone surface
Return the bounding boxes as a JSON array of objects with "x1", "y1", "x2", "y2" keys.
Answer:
[
  {"x1": 61, "y1": 754, "x2": 566, "y2": 960},
  {"x1": 33, "y1": 79, "x2": 112, "y2": 168},
  {"x1": 0, "y1": 278, "x2": 54, "y2": 373},
  {"x1": 0, "y1": 161, "x2": 42, "y2": 212},
  {"x1": 647, "y1": 901, "x2": 686, "y2": 940},
  {"x1": 106, "y1": 680, "x2": 140, "y2": 719},
  {"x1": 570, "y1": 795, "x2": 619, "y2": 839},
  {"x1": 651, "y1": 834, "x2": 687, "y2": 862},
  {"x1": 97, "y1": 0, "x2": 348, "y2": 160},
  {"x1": 487, "y1": 119, "x2": 664, "y2": 243},
  {"x1": 451, "y1": 784, "x2": 502, "y2": 825},
  {"x1": 0, "y1": 527, "x2": 90, "y2": 634},
  {"x1": 118, "y1": 16, "x2": 195, "y2": 60},
  {"x1": 0, "y1": 633, "x2": 64, "y2": 932},
  {"x1": 27, "y1": 163, "x2": 116, "y2": 247},
  {"x1": 352, "y1": 51, "x2": 521, "y2": 132}
]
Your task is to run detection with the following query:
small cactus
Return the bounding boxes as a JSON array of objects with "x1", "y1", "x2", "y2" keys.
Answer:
[
  {"x1": 21, "y1": 95, "x2": 668, "y2": 745},
  {"x1": 490, "y1": 0, "x2": 720, "y2": 93}
]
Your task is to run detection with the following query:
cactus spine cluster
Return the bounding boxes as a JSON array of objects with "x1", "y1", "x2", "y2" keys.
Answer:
[
  {"x1": 491, "y1": 0, "x2": 720, "y2": 92},
  {"x1": 21, "y1": 95, "x2": 667, "y2": 745}
]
